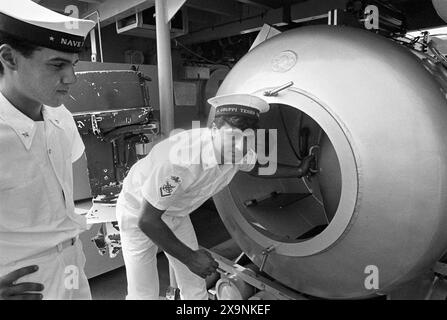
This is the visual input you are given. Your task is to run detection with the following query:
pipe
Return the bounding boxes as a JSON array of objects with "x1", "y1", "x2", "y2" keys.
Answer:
[
  {"x1": 83, "y1": 11, "x2": 104, "y2": 63},
  {"x1": 156, "y1": 0, "x2": 175, "y2": 137},
  {"x1": 89, "y1": 28, "x2": 97, "y2": 62}
]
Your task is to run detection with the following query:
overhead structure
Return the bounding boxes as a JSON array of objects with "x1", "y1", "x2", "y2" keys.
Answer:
[{"x1": 155, "y1": 0, "x2": 187, "y2": 137}]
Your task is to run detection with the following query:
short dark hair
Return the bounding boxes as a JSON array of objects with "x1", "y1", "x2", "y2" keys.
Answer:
[
  {"x1": 212, "y1": 115, "x2": 259, "y2": 131},
  {"x1": 0, "y1": 31, "x2": 41, "y2": 75}
]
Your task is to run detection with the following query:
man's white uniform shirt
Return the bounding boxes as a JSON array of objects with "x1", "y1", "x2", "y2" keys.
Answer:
[
  {"x1": 119, "y1": 127, "x2": 256, "y2": 218},
  {"x1": 0, "y1": 92, "x2": 85, "y2": 265}
]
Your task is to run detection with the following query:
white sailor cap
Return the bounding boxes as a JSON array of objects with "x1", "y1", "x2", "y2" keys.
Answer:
[
  {"x1": 208, "y1": 93, "x2": 270, "y2": 120},
  {"x1": 0, "y1": 0, "x2": 96, "y2": 53}
]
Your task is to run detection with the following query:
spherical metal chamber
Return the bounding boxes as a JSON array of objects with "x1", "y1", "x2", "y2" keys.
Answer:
[{"x1": 209, "y1": 26, "x2": 447, "y2": 299}]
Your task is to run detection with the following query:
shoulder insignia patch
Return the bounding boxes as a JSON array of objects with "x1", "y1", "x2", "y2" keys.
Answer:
[{"x1": 160, "y1": 175, "x2": 183, "y2": 198}]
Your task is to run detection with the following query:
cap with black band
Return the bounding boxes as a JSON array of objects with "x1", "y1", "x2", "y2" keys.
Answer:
[
  {"x1": 0, "y1": 0, "x2": 96, "y2": 53},
  {"x1": 208, "y1": 93, "x2": 270, "y2": 120}
]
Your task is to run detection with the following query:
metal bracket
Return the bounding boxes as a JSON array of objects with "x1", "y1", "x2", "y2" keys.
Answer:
[
  {"x1": 428, "y1": 39, "x2": 447, "y2": 68},
  {"x1": 264, "y1": 81, "x2": 294, "y2": 97},
  {"x1": 91, "y1": 114, "x2": 101, "y2": 136},
  {"x1": 259, "y1": 245, "x2": 276, "y2": 273},
  {"x1": 204, "y1": 248, "x2": 306, "y2": 300}
]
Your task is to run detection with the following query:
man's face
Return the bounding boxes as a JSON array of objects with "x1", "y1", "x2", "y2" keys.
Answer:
[
  {"x1": 213, "y1": 123, "x2": 255, "y2": 164},
  {"x1": 15, "y1": 47, "x2": 79, "y2": 107}
]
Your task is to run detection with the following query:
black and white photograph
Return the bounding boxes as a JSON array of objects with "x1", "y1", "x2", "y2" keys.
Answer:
[{"x1": 1, "y1": 0, "x2": 447, "y2": 307}]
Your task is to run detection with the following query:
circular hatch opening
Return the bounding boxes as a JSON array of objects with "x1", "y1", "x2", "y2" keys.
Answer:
[{"x1": 229, "y1": 103, "x2": 342, "y2": 243}]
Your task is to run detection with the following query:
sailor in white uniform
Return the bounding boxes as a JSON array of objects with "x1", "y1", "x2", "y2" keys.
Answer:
[
  {"x1": 116, "y1": 93, "x2": 268, "y2": 299},
  {"x1": 0, "y1": 0, "x2": 95, "y2": 300},
  {"x1": 117, "y1": 93, "x2": 317, "y2": 300}
]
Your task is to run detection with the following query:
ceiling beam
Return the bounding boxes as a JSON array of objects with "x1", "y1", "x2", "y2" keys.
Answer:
[
  {"x1": 236, "y1": 0, "x2": 279, "y2": 10},
  {"x1": 187, "y1": 7, "x2": 220, "y2": 25},
  {"x1": 185, "y1": 0, "x2": 241, "y2": 17},
  {"x1": 82, "y1": 0, "x2": 156, "y2": 27},
  {"x1": 178, "y1": 6, "x2": 283, "y2": 44},
  {"x1": 290, "y1": 0, "x2": 348, "y2": 21}
]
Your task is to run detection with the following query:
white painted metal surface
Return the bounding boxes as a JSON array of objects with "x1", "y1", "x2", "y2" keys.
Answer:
[{"x1": 210, "y1": 25, "x2": 447, "y2": 299}]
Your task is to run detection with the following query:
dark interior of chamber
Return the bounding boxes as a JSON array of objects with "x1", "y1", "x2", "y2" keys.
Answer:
[{"x1": 228, "y1": 104, "x2": 342, "y2": 243}]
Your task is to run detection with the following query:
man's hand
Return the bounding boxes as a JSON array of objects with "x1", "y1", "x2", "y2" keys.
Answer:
[
  {"x1": 185, "y1": 249, "x2": 219, "y2": 279},
  {"x1": 139, "y1": 200, "x2": 219, "y2": 279},
  {"x1": 0, "y1": 265, "x2": 44, "y2": 300},
  {"x1": 297, "y1": 154, "x2": 317, "y2": 178}
]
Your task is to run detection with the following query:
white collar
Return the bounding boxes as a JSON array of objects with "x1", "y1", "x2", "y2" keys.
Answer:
[
  {"x1": 0, "y1": 92, "x2": 63, "y2": 150},
  {"x1": 200, "y1": 128, "x2": 220, "y2": 170}
]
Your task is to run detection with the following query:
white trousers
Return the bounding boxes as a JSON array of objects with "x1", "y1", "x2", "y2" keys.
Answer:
[
  {"x1": 116, "y1": 203, "x2": 208, "y2": 300},
  {"x1": 0, "y1": 239, "x2": 91, "y2": 300}
]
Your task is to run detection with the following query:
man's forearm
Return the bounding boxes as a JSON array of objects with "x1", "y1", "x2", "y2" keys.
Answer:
[
  {"x1": 256, "y1": 154, "x2": 316, "y2": 179},
  {"x1": 273, "y1": 164, "x2": 306, "y2": 178},
  {"x1": 138, "y1": 217, "x2": 195, "y2": 265},
  {"x1": 256, "y1": 164, "x2": 306, "y2": 179}
]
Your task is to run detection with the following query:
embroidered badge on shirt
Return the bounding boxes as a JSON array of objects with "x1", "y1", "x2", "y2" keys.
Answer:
[{"x1": 160, "y1": 175, "x2": 183, "y2": 198}]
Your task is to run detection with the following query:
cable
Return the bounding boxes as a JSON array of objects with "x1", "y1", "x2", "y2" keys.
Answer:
[{"x1": 302, "y1": 177, "x2": 324, "y2": 207}]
